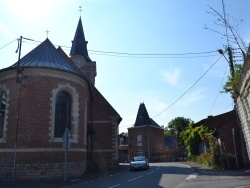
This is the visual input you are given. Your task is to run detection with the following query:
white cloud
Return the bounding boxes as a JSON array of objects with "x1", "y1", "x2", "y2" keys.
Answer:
[
  {"x1": 147, "y1": 98, "x2": 167, "y2": 114},
  {"x1": 0, "y1": 21, "x2": 10, "y2": 37},
  {"x1": 179, "y1": 88, "x2": 207, "y2": 106},
  {"x1": 162, "y1": 67, "x2": 181, "y2": 85}
]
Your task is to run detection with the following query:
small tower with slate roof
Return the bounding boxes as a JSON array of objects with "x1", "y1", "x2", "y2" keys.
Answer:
[
  {"x1": 70, "y1": 17, "x2": 97, "y2": 85},
  {"x1": 128, "y1": 103, "x2": 165, "y2": 161}
]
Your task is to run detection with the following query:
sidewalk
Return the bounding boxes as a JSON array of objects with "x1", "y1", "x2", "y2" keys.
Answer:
[
  {"x1": 0, "y1": 164, "x2": 130, "y2": 188},
  {"x1": 181, "y1": 161, "x2": 250, "y2": 176}
]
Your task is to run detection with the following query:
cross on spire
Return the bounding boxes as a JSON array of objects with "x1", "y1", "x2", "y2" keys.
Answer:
[
  {"x1": 45, "y1": 29, "x2": 50, "y2": 38},
  {"x1": 79, "y1": 6, "x2": 82, "y2": 17}
]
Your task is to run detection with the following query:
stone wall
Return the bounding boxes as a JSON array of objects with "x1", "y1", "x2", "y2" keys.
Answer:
[{"x1": 236, "y1": 51, "x2": 250, "y2": 161}]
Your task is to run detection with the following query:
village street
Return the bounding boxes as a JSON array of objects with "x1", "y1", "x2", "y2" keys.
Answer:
[{"x1": 2, "y1": 162, "x2": 250, "y2": 188}]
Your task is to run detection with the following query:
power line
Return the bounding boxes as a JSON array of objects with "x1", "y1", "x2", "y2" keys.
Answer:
[
  {"x1": 151, "y1": 55, "x2": 223, "y2": 119},
  {"x1": 88, "y1": 52, "x2": 219, "y2": 59},
  {"x1": 208, "y1": 64, "x2": 228, "y2": 115},
  {"x1": 120, "y1": 55, "x2": 223, "y2": 129},
  {"x1": 0, "y1": 39, "x2": 18, "y2": 50},
  {"x1": 1, "y1": 37, "x2": 219, "y2": 59}
]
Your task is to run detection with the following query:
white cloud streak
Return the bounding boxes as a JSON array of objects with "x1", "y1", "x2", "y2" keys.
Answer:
[
  {"x1": 179, "y1": 88, "x2": 206, "y2": 106},
  {"x1": 0, "y1": 21, "x2": 10, "y2": 37},
  {"x1": 162, "y1": 67, "x2": 181, "y2": 85}
]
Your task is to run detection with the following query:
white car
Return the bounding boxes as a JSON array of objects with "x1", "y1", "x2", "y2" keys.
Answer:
[{"x1": 130, "y1": 156, "x2": 149, "y2": 171}]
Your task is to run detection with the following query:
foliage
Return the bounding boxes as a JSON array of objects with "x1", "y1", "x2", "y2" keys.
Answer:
[
  {"x1": 180, "y1": 123, "x2": 212, "y2": 160},
  {"x1": 221, "y1": 64, "x2": 242, "y2": 95},
  {"x1": 166, "y1": 117, "x2": 192, "y2": 147},
  {"x1": 188, "y1": 137, "x2": 226, "y2": 169},
  {"x1": 209, "y1": 137, "x2": 223, "y2": 169},
  {"x1": 196, "y1": 152, "x2": 212, "y2": 167},
  {"x1": 164, "y1": 128, "x2": 173, "y2": 137}
]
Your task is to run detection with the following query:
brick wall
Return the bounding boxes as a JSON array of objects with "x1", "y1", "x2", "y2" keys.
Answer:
[
  {"x1": 128, "y1": 125, "x2": 165, "y2": 161},
  {"x1": 0, "y1": 68, "x2": 89, "y2": 180}
]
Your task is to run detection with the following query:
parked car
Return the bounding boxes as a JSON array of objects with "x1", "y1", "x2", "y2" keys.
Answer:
[{"x1": 130, "y1": 156, "x2": 149, "y2": 171}]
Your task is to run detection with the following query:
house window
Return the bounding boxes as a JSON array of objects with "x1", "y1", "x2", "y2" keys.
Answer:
[
  {"x1": 137, "y1": 135, "x2": 142, "y2": 147},
  {"x1": 0, "y1": 91, "x2": 6, "y2": 138},
  {"x1": 54, "y1": 91, "x2": 72, "y2": 138}
]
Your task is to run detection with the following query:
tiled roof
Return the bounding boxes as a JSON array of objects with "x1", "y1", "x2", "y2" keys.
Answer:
[
  {"x1": 70, "y1": 17, "x2": 92, "y2": 62},
  {"x1": 133, "y1": 103, "x2": 160, "y2": 127},
  {"x1": 10, "y1": 38, "x2": 80, "y2": 74}
]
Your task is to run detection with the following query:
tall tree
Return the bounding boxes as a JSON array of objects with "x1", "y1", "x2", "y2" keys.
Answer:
[{"x1": 167, "y1": 117, "x2": 191, "y2": 148}]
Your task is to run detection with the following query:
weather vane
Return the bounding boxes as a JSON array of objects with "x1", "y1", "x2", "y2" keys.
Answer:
[
  {"x1": 45, "y1": 29, "x2": 50, "y2": 38},
  {"x1": 79, "y1": 6, "x2": 82, "y2": 17}
]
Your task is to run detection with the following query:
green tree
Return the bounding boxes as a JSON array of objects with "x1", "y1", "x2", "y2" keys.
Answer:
[
  {"x1": 164, "y1": 127, "x2": 173, "y2": 137},
  {"x1": 166, "y1": 117, "x2": 192, "y2": 147},
  {"x1": 221, "y1": 63, "x2": 242, "y2": 95}
]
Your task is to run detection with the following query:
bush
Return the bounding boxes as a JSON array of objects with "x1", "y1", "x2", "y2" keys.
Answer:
[
  {"x1": 209, "y1": 138, "x2": 223, "y2": 169},
  {"x1": 197, "y1": 152, "x2": 212, "y2": 167}
]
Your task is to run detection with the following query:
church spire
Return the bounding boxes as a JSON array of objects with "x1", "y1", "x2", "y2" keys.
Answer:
[{"x1": 70, "y1": 17, "x2": 91, "y2": 62}]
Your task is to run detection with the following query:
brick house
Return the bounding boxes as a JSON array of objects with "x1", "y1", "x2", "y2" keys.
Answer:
[
  {"x1": 195, "y1": 110, "x2": 246, "y2": 167},
  {"x1": 0, "y1": 17, "x2": 121, "y2": 180},
  {"x1": 128, "y1": 103, "x2": 165, "y2": 162}
]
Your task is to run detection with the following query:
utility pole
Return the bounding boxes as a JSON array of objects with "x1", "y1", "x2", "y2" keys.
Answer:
[{"x1": 227, "y1": 46, "x2": 235, "y2": 77}]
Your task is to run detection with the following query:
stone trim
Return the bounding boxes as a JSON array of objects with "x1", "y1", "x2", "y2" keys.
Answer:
[
  {"x1": 111, "y1": 115, "x2": 119, "y2": 160},
  {"x1": 128, "y1": 125, "x2": 164, "y2": 130},
  {"x1": 49, "y1": 83, "x2": 80, "y2": 143},
  {"x1": 0, "y1": 84, "x2": 10, "y2": 143},
  {"x1": 84, "y1": 97, "x2": 87, "y2": 145}
]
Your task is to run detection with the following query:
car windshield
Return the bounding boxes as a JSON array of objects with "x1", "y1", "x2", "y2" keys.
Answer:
[{"x1": 133, "y1": 156, "x2": 145, "y2": 161}]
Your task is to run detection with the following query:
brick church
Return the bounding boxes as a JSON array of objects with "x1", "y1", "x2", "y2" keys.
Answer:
[{"x1": 0, "y1": 17, "x2": 122, "y2": 180}]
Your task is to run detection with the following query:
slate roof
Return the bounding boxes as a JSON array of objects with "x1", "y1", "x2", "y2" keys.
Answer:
[
  {"x1": 9, "y1": 38, "x2": 80, "y2": 75},
  {"x1": 194, "y1": 110, "x2": 236, "y2": 129},
  {"x1": 70, "y1": 17, "x2": 92, "y2": 62},
  {"x1": 133, "y1": 103, "x2": 160, "y2": 127}
]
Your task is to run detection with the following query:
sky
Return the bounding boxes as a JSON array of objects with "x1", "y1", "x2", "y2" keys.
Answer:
[{"x1": 1, "y1": 0, "x2": 250, "y2": 134}]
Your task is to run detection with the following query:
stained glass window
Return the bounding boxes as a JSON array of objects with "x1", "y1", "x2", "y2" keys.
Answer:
[{"x1": 54, "y1": 91, "x2": 72, "y2": 138}]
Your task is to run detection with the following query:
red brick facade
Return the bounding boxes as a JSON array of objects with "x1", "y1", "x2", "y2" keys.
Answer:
[
  {"x1": 128, "y1": 125, "x2": 165, "y2": 161},
  {"x1": 0, "y1": 47, "x2": 121, "y2": 181}
]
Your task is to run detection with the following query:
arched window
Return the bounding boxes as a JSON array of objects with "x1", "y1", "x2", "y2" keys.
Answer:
[
  {"x1": 54, "y1": 91, "x2": 72, "y2": 138},
  {"x1": 0, "y1": 91, "x2": 6, "y2": 138}
]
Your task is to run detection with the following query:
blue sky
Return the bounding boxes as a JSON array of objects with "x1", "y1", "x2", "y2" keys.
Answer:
[{"x1": 1, "y1": 0, "x2": 249, "y2": 133}]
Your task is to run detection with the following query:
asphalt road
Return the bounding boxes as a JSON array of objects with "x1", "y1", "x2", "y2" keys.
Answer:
[
  {"x1": 63, "y1": 162, "x2": 250, "y2": 188},
  {"x1": 62, "y1": 163, "x2": 195, "y2": 188},
  {"x1": 1, "y1": 162, "x2": 250, "y2": 188}
]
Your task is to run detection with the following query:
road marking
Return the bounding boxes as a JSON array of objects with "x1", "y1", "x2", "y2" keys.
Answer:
[
  {"x1": 109, "y1": 184, "x2": 121, "y2": 188},
  {"x1": 186, "y1": 173, "x2": 198, "y2": 180},
  {"x1": 147, "y1": 171, "x2": 155, "y2": 175},
  {"x1": 128, "y1": 175, "x2": 144, "y2": 182}
]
